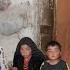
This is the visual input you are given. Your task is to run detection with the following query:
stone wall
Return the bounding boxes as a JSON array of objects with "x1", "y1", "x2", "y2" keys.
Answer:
[
  {"x1": 38, "y1": 0, "x2": 54, "y2": 52},
  {"x1": 0, "y1": 0, "x2": 54, "y2": 69},
  {"x1": 0, "y1": 0, "x2": 40, "y2": 68}
]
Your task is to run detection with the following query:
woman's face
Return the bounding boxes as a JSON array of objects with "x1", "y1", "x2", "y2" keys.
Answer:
[
  {"x1": 20, "y1": 44, "x2": 32, "y2": 58},
  {"x1": 46, "y1": 45, "x2": 61, "y2": 60}
]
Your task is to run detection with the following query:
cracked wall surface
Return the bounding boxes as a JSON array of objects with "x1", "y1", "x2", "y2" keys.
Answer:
[
  {"x1": 0, "y1": 0, "x2": 40, "y2": 68},
  {"x1": 0, "y1": 0, "x2": 53, "y2": 69}
]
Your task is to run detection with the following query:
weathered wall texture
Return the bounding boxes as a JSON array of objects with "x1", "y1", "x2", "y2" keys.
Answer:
[
  {"x1": 0, "y1": 0, "x2": 54, "y2": 69},
  {"x1": 0, "y1": 0, "x2": 40, "y2": 67},
  {"x1": 38, "y1": 0, "x2": 54, "y2": 52},
  {"x1": 56, "y1": 0, "x2": 70, "y2": 67}
]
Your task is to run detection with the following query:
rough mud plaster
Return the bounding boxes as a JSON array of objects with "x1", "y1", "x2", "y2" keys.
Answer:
[{"x1": 0, "y1": 0, "x2": 40, "y2": 67}]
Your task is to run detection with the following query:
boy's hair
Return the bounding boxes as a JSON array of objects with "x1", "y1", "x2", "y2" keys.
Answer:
[{"x1": 46, "y1": 41, "x2": 61, "y2": 51}]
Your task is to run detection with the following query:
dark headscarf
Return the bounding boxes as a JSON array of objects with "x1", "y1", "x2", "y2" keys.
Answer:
[{"x1": 13, "y1": 37, "x2": 45, "y2": 70}]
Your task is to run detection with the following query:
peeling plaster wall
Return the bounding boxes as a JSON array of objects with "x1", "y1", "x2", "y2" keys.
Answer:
[
  {"x1": 0, "y1": 0, "x2": 40, "y2": 66},
  {"x1": 0, "y1": 0, "x2": 53, "y2": 68},
  {"x1": 38, "y1": 0, "x2": 54, "y2": 52}
]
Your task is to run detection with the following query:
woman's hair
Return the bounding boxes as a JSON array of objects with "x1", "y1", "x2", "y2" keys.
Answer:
[
  {"x1": 46, "y1": 41, "x2": 61, "y2": 51},
  {"x1": 15, "y1": 37, "x2": 39, "y2": 56}
]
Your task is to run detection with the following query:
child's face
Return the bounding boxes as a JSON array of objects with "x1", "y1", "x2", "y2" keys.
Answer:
[
  {"x1": 46, "y1": 45, "x2": 61, "y2": 60},
  {"x1": 20, "y1": 44, "x2": 32, "y2": 58}
]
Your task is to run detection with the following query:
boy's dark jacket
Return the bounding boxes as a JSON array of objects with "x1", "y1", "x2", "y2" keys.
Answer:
[{"x1": 40, "y1": 60, "x2": 68, "y2": 70}]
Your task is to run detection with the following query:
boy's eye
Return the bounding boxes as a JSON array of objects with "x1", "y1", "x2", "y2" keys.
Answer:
[{"x1": 47, "y1": 49, "x2": 60, "y2": 53}]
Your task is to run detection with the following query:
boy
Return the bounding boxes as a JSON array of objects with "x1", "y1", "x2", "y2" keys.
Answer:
[{"x1": 40, "y1": 41, "x2": 69, "y2": 70}]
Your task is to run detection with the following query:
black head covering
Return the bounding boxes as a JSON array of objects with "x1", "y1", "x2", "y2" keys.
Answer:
[
  {"x1": 15, "y1": 37, "x2": 40, "y2": 56},
  {"x1": 13, "y1": 37, "x2": 45, "y2": 70}
]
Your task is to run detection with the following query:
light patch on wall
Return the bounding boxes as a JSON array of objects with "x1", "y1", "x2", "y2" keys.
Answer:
[{"x1": 11, "y1": 0, "x2": 33, "y2": 6}]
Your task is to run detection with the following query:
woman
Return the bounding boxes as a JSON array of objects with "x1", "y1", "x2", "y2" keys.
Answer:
[{"x1": 12, "y1": 37, "x2": 45, "y2": 70}]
